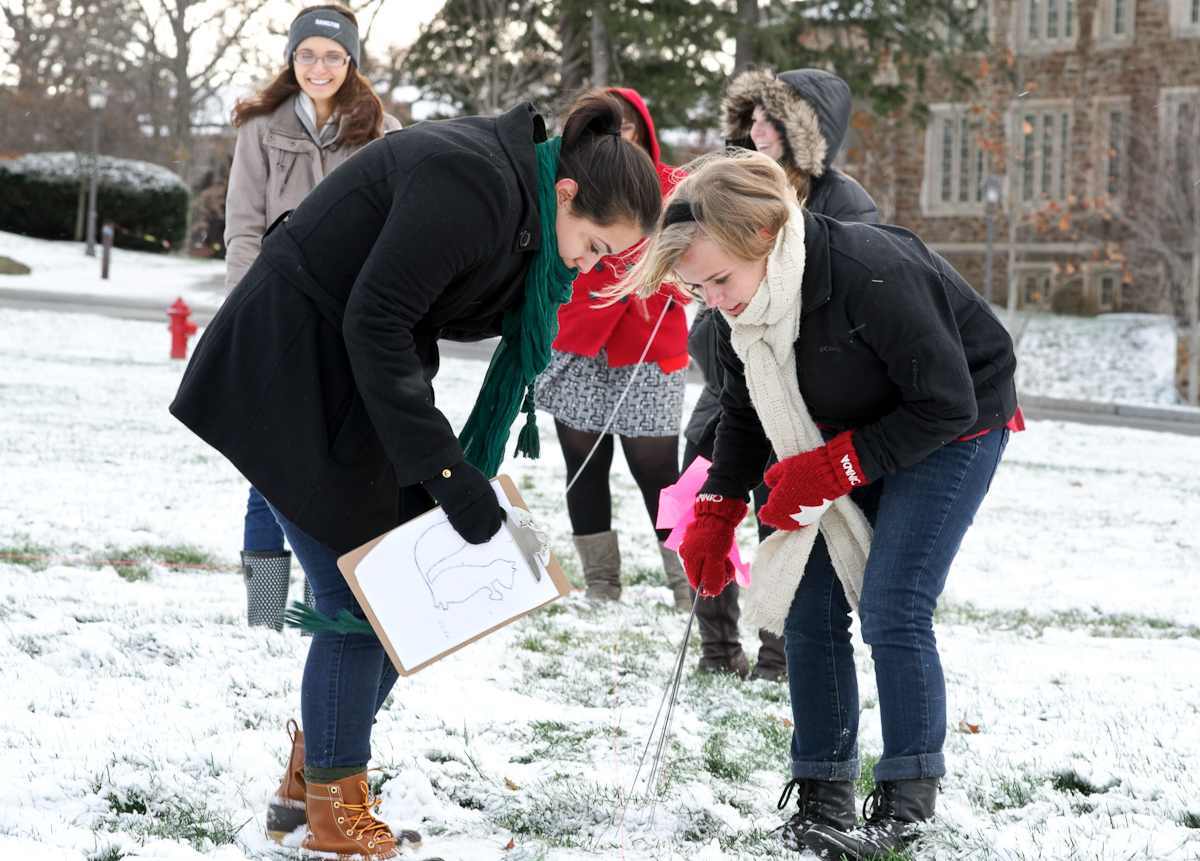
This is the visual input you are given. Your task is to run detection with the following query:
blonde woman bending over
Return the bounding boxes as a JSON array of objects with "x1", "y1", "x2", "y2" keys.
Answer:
[{"x1": 614, "y1": 150, "x2": 1022, "y2": 860}]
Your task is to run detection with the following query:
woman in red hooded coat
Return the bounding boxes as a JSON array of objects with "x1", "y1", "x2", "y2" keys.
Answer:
[{"x1": 537, "y1": 88, "x2": 691, "y2": 610}]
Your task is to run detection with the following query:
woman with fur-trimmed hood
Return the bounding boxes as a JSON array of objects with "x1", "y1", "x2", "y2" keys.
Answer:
[
  {"x1": 720, "y1": 67, "x2": 877, "y2": 220},
  {"x1": 682, "y1": 68, "x2": 879, "y2": 684}
]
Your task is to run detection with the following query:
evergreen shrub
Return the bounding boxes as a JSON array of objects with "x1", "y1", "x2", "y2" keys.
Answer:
[{"x1": 0, "y1": 153, "x2": 188, "y2": 252}]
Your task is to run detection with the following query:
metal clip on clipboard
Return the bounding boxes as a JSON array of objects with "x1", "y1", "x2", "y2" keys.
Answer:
[{"x1": 506, "y1": 507, "x2": 550, "y2": 581}]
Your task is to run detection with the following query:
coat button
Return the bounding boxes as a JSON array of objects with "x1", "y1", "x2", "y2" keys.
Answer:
[
  {"x1": 519, "y1": 230, "x2": 531, "y2": 248},
  {"x1": 588, "y1": 291, "x2": 600, "y2": 300},
  {"x1": 289, "y1": 141, "x2": 295, "y2": 147},
  {"x1": 594, "y1": 262, "x2": 604, "y2": 273},
  {"x1": 442, "y1": 469, "x2": 452, "y2": 478},
  {"x1": 620, "y1": 296, "x2": 629, "y2": 304}
]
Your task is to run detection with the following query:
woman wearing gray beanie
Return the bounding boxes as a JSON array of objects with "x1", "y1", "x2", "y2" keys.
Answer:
[{"x1": 221, "y1": 4, "x2": 400, "y2": 850}]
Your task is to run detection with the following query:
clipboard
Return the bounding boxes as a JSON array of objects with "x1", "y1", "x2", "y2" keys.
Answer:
[{"x1": 337, "y1": 474, "x2": 570, "y2": 676}]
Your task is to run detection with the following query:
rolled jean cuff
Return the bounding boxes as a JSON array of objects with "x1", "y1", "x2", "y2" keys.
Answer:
[
  {"x1": 792, "y1": 757, "x2": 861, "y2": 782},
  {"x1": 872, "y1": 752, "x2": 945, "y2": 782}
]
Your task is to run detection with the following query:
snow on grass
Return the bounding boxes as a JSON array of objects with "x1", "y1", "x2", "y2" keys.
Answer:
[
  {"x1": 2, "y1": 306, "x2": 1199, "y2": 860},
  {"x1": 1013, "y1": 311, "x2": 1182, "y2": 405},
  {"x1": 0, "y1": 231, "x2": 226, "y2": 310}
]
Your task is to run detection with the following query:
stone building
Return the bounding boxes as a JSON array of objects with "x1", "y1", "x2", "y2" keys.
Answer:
[{"x1": 846, "y1": 0, "x2": 1200, "y2": 316}]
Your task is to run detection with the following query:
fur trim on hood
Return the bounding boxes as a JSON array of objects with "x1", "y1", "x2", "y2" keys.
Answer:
[{"x1": 720, "y1": 68, "x2": 853, "y2": 179}]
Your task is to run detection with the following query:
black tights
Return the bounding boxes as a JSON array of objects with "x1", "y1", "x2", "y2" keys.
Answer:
[{"x1": 555, "y1": 419, "x2": 679, "y2": 541}]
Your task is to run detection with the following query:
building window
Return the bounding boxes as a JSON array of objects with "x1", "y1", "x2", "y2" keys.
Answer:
[
  {"x1": 1019, "y1": 269, "x2": 1053, "y2": 306},
  {"x1": 923, "y1": 104, "x2": 989, "y2": 214},
  {"x1": 1099, "y1": 274, "x2": 1116, "y2": 309},
  {"x1": 1014, "y1": 105, "x2": 1072, "y2": 202},
  {"x1": 1160, "y1": 88, "x2": 1199, "y2": 196},
  {"x1": 1169, "y1": 0, "x2": 1200, "y2": 35},
  {"x1": 1097, "y1": 0, "x2": 1136, "y2": 42},
  {"x1": 1096, "y1": 100, "x2": 1129, "y2": 199},
  {"x1": 1021, "y1": 0, "x2": 1076, "y2": 46}
]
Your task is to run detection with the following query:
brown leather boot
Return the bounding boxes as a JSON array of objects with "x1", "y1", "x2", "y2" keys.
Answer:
[
  {"x1": 266, "y1": 719, "x2": 307, "y2": 843},
  {"x1": 300, "y1": 773, "x2": 399, "y2": 860}
]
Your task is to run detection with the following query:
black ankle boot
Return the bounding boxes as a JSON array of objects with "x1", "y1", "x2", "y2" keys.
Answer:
[
  {"x1": 768, "y1": 778, "x2": 856, "y2": 850},
  {"x1": 802, "y1": 777, "x2": 940, "y2": 860}
]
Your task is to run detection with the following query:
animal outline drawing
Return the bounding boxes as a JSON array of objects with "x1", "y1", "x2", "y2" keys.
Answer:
[{"x1": 413, "y1": 520, "x2": 519, "y2": 611}]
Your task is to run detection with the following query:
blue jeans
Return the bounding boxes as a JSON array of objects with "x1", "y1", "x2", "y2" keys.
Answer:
[
  {"x1": 266, "y1": 503, "x2": 406, "y2": 769},
  {"x1": 244, "y1": 486, "x2": 285, "y2": 551},
  {"x1": 784, "y1": 429, "x2": 1008, "y2": 783}
]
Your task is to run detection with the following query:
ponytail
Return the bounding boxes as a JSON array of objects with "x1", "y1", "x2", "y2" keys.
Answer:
[{"x1": 557, "y1": 91, "x2": 661, "y2": 236}]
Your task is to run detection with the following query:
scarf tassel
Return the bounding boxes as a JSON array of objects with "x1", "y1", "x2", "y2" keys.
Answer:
[
  {"x1": 283, "y1": 601, "x2": 377, "y2": 637},
  {"x1": 514, "y1": 383, "x2": 540, "y2": 460}
]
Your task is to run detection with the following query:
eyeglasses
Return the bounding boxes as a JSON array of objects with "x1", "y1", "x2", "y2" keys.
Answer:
[{"x1": 294, "y1": 51, "x2": 350, "y2": 68}]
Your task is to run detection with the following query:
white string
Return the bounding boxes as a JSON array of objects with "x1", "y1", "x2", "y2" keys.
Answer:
[{"x1": 548, "y1": 296, "x2": 676, "y2": 516}]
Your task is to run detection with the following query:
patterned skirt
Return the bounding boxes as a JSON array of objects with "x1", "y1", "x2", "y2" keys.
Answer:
[{"x1": 536, "y1": 348, "x2": 687, "y2": 437}]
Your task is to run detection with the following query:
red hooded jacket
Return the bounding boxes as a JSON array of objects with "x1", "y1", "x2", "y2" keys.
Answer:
[{"x1": 551, "y1": 88, "x2": 690, "y2": 372}]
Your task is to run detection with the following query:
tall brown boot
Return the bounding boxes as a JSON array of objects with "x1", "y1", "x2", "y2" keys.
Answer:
[
  {"x1": 658, "y1": 541, "x2": 693, "y2": 612},
  {"x1": 573, "y1": 530, "x2": 622, "y2": 602},
  {"x1": 266, "y1": 719, "x2": 307, "y2": 843},
  {"x1": 750, "y1": 629, "x2": 788, "y2": 682},
  {"x1": 301, "y1": 773, "x2": 398, "y2": 860}
]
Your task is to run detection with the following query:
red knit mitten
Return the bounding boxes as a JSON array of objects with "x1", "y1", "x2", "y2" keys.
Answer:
[
  {"x1": 758, "y1": 432, "x2": 866, "y2": 531},
  {"x1": 679, "y1": 494, "x2": 748, "y2": 597}
]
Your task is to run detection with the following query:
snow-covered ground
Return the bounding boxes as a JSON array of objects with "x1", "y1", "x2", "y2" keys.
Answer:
[
  {"x1": 2, "y1": 304, "x2": 1199, "y2": 861},
  {"x1": 0, "y1": 231, "x2": 226, "y2": 313},
  {"x1": 1013, "y1": 311, "x2": 1182, "y2": 405}
]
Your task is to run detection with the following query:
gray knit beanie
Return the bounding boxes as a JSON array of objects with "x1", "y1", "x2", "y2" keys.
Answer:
[{"x1": 285, "y1": 9, "x2": 360, "y2": 68}]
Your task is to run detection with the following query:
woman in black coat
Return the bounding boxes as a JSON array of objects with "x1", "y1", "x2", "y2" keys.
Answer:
[
  {"x1": 171, "y1": 93, "x2": 661, "y2": 859},
  {"x1": 616, "y1": 150, "x2": 1020, "y2": 860},
  {"x1": 685, "y1": 67, "x2": 880, "y2": 681}
]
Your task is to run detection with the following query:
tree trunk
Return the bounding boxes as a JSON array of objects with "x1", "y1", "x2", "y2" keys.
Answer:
[
  {"x1": 590, "y1": 0, "x2": 608, "y2": 88},
  {"x1": 734, "y1": 0, "x2": 759, "y2": 72},
  {"x1": 559, "y1": 7, "x2": 584, "y2": 91}
]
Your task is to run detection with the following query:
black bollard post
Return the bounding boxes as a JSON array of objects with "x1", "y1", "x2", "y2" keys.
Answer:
[{"x1": 101, "y1": 222, "x2": 114, "y2": 279}]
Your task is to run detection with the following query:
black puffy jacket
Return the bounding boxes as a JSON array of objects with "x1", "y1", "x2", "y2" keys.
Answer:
[{"x1": 684, "y1": 68, "x2": 880, "y2": 454}]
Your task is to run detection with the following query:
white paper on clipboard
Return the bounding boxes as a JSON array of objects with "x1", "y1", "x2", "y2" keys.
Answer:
[{"x1": 349, "y1": 481, "x2": 561, "y2": 671}]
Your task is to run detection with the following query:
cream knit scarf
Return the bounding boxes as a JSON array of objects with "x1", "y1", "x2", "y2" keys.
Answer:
[{"x1": 722, "y1": 205, "x2": 873, "y2": 634}]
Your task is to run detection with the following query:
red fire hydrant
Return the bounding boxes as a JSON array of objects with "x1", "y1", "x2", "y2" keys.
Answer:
[{"x1": 167, "y1": 297, "x2": 197, "y2": 359}]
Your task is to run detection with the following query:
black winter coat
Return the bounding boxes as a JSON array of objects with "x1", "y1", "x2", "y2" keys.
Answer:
[
  {"x1": 701, "y1": 211, "x2": 1018, "y2": 501},
  {"x1": 170, "y1": 103, "x2": 547, "y2": 553}
]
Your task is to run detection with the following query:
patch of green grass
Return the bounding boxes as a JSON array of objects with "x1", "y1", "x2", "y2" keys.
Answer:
[
  {"x1": 703, "y1": 730, "x2": 750, "y2": 782},
  {"x1": 102, "y1": 786, "x2": 249, "y2": 850},
  {"x1": 856, "y1": 752, "x2": 881, "y2": 800},
  {"x1": 936, "y1": 602, "x2": 1200, "y2": 639},
  {"x1": 1052, "y1": 768, "x2": 1112, "y2": 796},
  {"x1": 0, "y1": 537, "x2": 57, "y2": 570},
  {"x1": 1178, "y1": 810, "x2": 1200, "y2": 829},
  {"x1": 626, "y1": 563, "x2": 665, "y2": 588},
  {"x1": 490, "y1": 775, "x2": 619, "y2": 849}
]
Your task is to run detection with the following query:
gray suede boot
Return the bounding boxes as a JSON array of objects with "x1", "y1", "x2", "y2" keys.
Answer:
[
  {"x1": 769, "y1": 778, "x2": 856, "y2": 851},
  {"x1": 750, "y1": 629, "x2": 788, "y2": 682},
  {"x1": 694, "y1": 581, "x2": 749, "y2": 678},
  {"x1": 802, "y1": 777, "x2": 940, "y2": 860},
  {"x1": 573, "y1": 530, "x2": 622, "y2": 602},
  {"x1": 658, "y1": 541, "x2": 693, "y2": 612}
]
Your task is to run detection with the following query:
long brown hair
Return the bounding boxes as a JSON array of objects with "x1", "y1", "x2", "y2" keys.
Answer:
[
  {"x1": 558, "y1": 91, "x2": 661, "y2": 235},
  {"x1": 230, "y1": 4, "x2": 385, "y2": 148}
]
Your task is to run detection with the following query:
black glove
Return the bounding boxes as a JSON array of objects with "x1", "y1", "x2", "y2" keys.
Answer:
[{"x1": 420, "y1": 461, "x2": 506, "y2": 545}]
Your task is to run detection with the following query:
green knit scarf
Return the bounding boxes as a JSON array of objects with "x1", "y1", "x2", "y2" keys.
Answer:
[{"x1": 458, "y1": 136, "x2": 578, "y2": 477}]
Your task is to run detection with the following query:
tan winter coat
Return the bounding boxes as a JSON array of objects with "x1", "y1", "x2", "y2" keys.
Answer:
[{"x1": 223, "y1": 94, "x2": 401, "y2": 291}]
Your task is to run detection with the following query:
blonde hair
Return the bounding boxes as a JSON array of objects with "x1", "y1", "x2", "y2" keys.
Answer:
[{"x1": 610, "y1": 149, "x2": 799, "y2": 302}]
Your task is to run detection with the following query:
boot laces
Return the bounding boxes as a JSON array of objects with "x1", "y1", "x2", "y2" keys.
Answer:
[
  {"x1": 777, "y1": 778, "x2": 807, "y2": 811},
  {"x1": 340, "y1": 781, "x2": 397, "y2": 849},
  {"x1": 862, "y1": 783, "x2": 895, "y2": 825}
]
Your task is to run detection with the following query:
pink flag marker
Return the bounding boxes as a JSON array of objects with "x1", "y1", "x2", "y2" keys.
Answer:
[{"x1": 656, "y1": 456, "x2": 751, "y2": 587}]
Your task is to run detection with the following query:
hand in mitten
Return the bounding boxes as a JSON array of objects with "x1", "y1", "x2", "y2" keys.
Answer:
[
  {"x1": 421, "y1": 461, "x2": 506, "y2": 545},
  {"x1": 758, "y1": 431, "x2": 866, "y2": 531},
  {"x1": 678, "y1": 494, "x2": 748, "y2": 597}
]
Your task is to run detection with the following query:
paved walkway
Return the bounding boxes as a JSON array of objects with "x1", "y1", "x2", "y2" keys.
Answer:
[{"x1": 5, "y1": 287, "x2": 1198, "y2": 437}]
